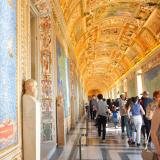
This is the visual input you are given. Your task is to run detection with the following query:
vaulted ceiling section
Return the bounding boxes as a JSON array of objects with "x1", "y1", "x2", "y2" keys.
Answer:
[{"x1": 59, "y1": 0, "x2": 160, "y2": 94}]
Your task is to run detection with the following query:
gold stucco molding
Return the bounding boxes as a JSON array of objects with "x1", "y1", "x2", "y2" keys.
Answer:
[{"x1": 50, "y1": 0, "x2": 78, "y2": 62}]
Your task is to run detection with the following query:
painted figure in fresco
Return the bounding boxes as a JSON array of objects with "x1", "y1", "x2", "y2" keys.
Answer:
[
  {"x1": 43, "y1": 35, "x2": 51, "y2": 48},
  {"x1": 7, "y1": 0, "x2": 15, "y2": 10},
  {"x1": 42, "y1": 123, "x2": 52, "y2": 141},
  {"x1": 7, "y1": 37, "x2": 14, "y2": 58},
  {"x1": 42, "y1": 54, "x2": 50, "y2": 74},
  {"x1": 42, "y1": 100, "x2": 51, "y2": 112},
  {"x1": 23, "y1": 79, "x2": 41, "y2": 160},
  {"x1": 42, "y1": 80, "x2": 52, "y2": 97}
]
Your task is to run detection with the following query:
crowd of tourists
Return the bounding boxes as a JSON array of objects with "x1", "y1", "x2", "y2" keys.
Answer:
[{"x1": 87, "y1": 90, "x2": 160, "y2": 159}]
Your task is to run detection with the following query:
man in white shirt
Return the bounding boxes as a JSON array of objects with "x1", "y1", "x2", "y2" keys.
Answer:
[
  {"x1": 119, "y1": 94, "x2": 127, "y2": 135},
  {"x1": 96, "y1": 94, "x2": 107, "y2": 142}
]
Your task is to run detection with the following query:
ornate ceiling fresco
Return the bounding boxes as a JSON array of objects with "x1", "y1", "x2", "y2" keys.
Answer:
[{"x1": 58, "y1": 0, "x2": 160, "y2": 94}]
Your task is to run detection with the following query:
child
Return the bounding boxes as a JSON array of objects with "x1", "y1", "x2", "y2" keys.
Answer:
[{"x1": 112, "y1": 105, "x2": 118, "y2": 128}]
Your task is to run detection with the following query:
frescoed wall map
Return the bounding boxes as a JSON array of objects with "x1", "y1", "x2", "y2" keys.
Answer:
[
  {"x1": 144, "y1": 65, "x2": 160, "y2": 95},
  {"x1": 56, "y1": 40, "x2": 70, "y2": 117},
  {"x1": 127, "y1": 73, "x2": 136, "y2": 97},
  {"x1": 0, "y1": 0, "x2": 17, "y2": 150}
]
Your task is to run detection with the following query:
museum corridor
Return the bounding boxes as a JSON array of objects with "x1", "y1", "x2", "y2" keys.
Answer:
[{"x1": 1, "y1": 0, "x2": 160, "y2": 160}]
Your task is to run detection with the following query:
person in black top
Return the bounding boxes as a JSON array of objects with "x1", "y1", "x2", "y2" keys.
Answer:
[
  {"x1": 140, "y1": 91, "x2": 153, "y2": 144},
  {"x1": 89, "y1": 95, "x2": 97, "y2": 120}
]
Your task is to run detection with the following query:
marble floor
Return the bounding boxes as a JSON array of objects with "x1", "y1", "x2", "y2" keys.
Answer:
[
  {"x1": 50, "y1": 117, "x2": 85, "y2": 160},
  {"x1": 51, "y1": 118, "x2": 149, "y2": 160},
  {"x1": 72, "y1": 121, "x2": 144, "y2": 160}
]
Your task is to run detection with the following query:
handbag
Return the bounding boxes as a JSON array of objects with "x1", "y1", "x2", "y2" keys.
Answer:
[
  {"x1": 141, "y1": 149, "x2": 157, "y2": 160},
  {"x1": 141, "y1": 131, "x2": 158, "y2": 160}
]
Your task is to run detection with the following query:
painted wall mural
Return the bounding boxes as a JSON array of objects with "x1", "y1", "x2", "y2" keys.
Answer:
[
  {"x1": 39, "y1": 16, "x2": 55, "y2": 142},
  {"x1": 75, "y1": 74, "x2": 80, "y2": 121},
  {"x1": 0, "y1": 0, "x2": 17, "y2": 151},
  {"x1": 56, "y1": 39, "x2": 70, "y2": 117},
  {"x1": 144, "y1": 65, "x2": 160, "y2": 96},
  {"x1": 69, "y1": 61, "x2": 80, "y2": 121},
  {"x1": 127, "y1": 72, "x2": 136, "y2": 97}
]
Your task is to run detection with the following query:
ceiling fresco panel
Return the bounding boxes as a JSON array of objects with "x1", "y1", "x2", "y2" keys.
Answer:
[
  {"x1": 139, "y1": 28, "x2": 157, "y2": 51},
  {"x1": 58, "y1": 0, "x2": 160, "y2": 93},
  {"x1": 144, "y1": 8, "x2": 160, "y2": 39}
]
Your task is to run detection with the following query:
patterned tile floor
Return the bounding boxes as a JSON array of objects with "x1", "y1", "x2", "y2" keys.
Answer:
[
  {"x1": 73, "y1": 121, "x2": 144, "y2": 160},
  {"x1": 51, "y1": 118, "x2": 153, "y2": 160}
]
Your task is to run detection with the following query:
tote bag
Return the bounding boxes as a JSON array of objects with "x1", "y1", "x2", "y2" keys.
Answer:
[
  {"x1": 141, "y1": 150, "x2": 157, "y2": 160},
  {"x1": 141, "y1": 131, "x2": 158, "y2": 160}
]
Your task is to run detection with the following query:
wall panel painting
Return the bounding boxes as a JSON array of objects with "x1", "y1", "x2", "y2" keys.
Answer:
[
  {"x1": 144, "y1": 65, "x2": 160, "y2": 95},
  {"x1": 74, "y1": 74, "x2": 79, "y2": 121},
  {"x1": 56, "y1": 39, "x2": 70, "y2": 117},
  {"x1": 127, "y1": 72, "x2": 136, "y2": 97},
  {"x1": 139, "y1": 29, "x2": 156, "y2": 50},
  {"x1": 42, "y1": 122, "x2": 53, "y2": 141},
  {"x1": 0, "y1": 0, "x2": 17, "y2": 151},
  {"x1": 41, "y1": 51, "x2": 51, "y2": 75}
]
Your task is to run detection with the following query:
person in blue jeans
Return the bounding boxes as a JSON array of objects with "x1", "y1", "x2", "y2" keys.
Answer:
[
  {"x1": 125, "y1": 98, "x2": 133, "y2": 144},
  {"x1": 140, "y1": 91, "x2": 153, "y2": 144},
  {"x1": 131, "y1": 96, "x2": 145, "y2": 146},
  {"x1": 96, "y1": 94, "x2": 107, "y2": 142},
  {"x1": 112, "y1": 105, "x2": 118, "y2": 128}
]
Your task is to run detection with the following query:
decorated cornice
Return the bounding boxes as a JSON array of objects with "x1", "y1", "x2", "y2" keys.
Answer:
[
  {"x1": 30, "y1": 0, "x2": 51, "y2": 17},
  {"x1": 50, "y1": 0, "x2": 77, "y2": 61}
]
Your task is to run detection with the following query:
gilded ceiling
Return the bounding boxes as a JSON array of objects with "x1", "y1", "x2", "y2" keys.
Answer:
[{"x1": 59, "y1": 0, "x2": 160, "y2": 93}]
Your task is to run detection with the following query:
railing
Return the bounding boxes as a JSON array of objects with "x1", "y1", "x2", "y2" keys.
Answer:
[
  {"x1": 86, "y1": 112, "x2": 89, "y2": 145},
  {"x1": 78, "y1": 134, "x2": 82, "y2": 160},
  {"x1": 78, "y1": 114, "x2": 89, "y2": 160}
]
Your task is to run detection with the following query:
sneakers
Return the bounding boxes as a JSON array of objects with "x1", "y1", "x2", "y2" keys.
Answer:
[
  {"x1": 128, "y1": 139, "x2": 132, "y2": 145},
  {"x1": 137, "y1": 143, "x2": 140, "y2": 147},
  {"x1": 130, "y1": 141, "x2": 136, "y2": 145},
  {"x1": 143, "y1": 142, "x2": 146, "y2": 146},
  {"x1": 147, "y1": 142, "x2": 152, "y2": 148},
  {"x1": 121, "y1": 132, "x2": 125, "y2": 136},
  {"x1": 101, "y1": 139, "x2": 106, "y2": 143},
  {"x1": 130, "y1": 142, "x2": 140, "y2": 147}
]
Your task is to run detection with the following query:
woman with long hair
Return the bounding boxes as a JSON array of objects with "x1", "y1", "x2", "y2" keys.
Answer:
[
  {"x1": 131, "y1": 96, "x2": 145, "y2": 146},
  {"x1": 125, "y1": 98, "x2": 133, "y2": 144}
]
